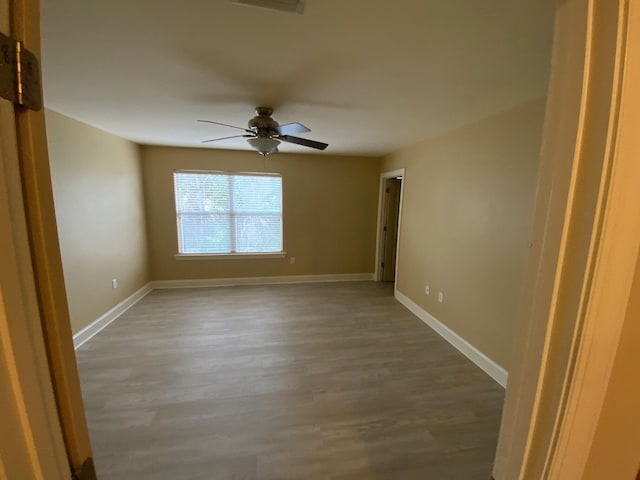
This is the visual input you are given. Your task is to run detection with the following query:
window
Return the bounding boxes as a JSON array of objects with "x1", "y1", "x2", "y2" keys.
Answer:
[{"x1": 173, "y1": 171, "x2": 283, "y2": 254}]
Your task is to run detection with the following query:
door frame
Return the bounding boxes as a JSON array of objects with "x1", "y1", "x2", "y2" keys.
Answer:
[
  {"x1": 374, "y1": 169, "x2": 405, "y2": 286},
  {"x1": 493, "y1": 0, "x2": 640, "y2": 478},
  {"x1": 5, "y1": 0, "x2": 96, "y2": 478},
  {"x1": 0, "y1": 0, "x2": 70, "y2": 478}
]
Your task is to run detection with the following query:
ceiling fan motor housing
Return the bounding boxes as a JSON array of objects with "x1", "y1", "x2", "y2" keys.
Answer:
[{"x1": 248, "y1": 107, "x2": 279, "y2": 137}]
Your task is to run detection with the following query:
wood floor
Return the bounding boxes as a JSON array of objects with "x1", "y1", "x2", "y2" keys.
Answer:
[{"x1": 75, "y1": 281, "x2": 504, "y2": 479}]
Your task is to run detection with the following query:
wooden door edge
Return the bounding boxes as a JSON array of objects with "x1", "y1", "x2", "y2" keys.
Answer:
[{"x1": 11, "y1": 0, "x2": 96, "y2": 476}]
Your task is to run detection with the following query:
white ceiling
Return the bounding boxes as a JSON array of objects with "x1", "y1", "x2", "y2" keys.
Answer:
[{"x1": 41, "y1": 0, "x2": 556, "y2": 157}]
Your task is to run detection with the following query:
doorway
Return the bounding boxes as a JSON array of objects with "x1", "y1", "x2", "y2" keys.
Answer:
[{"x1": 376, "y1": 169, "x2": 404, "y2": 285}]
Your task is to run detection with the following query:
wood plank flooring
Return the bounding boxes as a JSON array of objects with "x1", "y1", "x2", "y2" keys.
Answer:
[{"x1": 75, "y1": 281, "x2": 504, "y2": 479}]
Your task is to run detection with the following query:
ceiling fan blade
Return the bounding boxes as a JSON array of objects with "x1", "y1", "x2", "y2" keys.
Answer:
[
  {"x1": 197, "y1": 119, "x2": 253, "y2": 133},
  {"x1": 278, "y1": 135, "x2": 328, "y2": 150},
  {"x1": 201, "y1": 134, "x2": 254, "y2": 144},
  {"x1": 276, "y1": 122, "x2": 311, "y2": 135}
]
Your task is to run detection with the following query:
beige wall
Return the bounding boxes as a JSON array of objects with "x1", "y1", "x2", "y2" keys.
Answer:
[
  {"x1": 381, "y1": 99, "x2": 546, "y2": 370},
  {"x1": 46, "y1": 110, "x2": 149, "y2": 334},
  {"x1": 140, "y1": 146, "x2": 379, "y2": 281}
]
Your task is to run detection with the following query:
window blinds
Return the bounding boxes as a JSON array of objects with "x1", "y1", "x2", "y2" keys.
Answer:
[{"x1": 174, "y1": 172, "x2": 283, "y2": 254}]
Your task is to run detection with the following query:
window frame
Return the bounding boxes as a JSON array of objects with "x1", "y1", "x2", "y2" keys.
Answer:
[{"x1": 173, "y1": 169, "x2": 285, "y2": 259}]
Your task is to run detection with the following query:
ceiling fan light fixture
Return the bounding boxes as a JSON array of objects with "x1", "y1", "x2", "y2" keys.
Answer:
[
  {"x1": 247, "y1": 136, "x2": 281, "y2": 156},
  {"x1": 231, "y1": 0, "x2": 305, "y2": 14}
]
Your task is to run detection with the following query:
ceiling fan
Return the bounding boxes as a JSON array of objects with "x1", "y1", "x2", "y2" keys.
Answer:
[{"x1": 198, "y1": 107, "x2": 328, "y2": 156}]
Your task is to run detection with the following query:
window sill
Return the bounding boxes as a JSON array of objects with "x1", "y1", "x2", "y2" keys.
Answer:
[{"x1": 174, "y1": 252, "x2": 287, "y2": 261}]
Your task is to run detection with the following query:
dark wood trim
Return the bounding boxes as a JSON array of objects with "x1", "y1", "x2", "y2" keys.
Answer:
[{"x1": 73, "y1": 457, "x2": 96, "y2": 480}]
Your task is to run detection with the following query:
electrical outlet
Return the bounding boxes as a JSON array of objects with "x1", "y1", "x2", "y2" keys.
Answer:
[
  {"x1": 438, "y1": 291, "x2": 444, "y2": 303},
  {"x1": 290, "y1": 256, "x2": 296, "y2": 264},
  {"x1": 112, "y1": 278, "x2": 118, "y2": 289},
  {"x1": 425, "y1": 285, "x2": 430, "y2": 295}
]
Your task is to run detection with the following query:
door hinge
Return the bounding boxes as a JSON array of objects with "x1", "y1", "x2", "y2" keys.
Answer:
[
  {"x1": 0, "y1": 32, "x2": 42, "y2": 110},
  {"x1": 381, "y1": 262, "x2": 384, "y2": 268},
  {"x1": 385, "y1": 188, "x2": 389, "y2": 193}
]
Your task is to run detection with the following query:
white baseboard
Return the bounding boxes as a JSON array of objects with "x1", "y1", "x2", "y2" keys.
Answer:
[
  {"x1": 73, "y1": 283, "x2": 153, "y2": 349},
  {"x1": 150, "y1": 273, "x2": 374, "y2": 289},
  {"x1": 395, "y1": 290, "x2": 508, "y2": 388}
]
